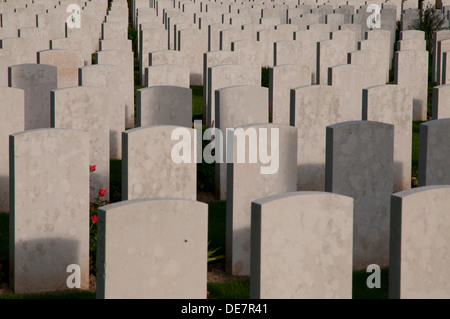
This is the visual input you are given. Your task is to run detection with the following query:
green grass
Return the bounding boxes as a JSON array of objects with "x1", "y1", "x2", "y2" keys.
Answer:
[
  {"x1": 191, "y1": 85, "x2": 203, "y2": 121},
  {"x1": 0, "y1": 212, "x2": 8, "y2": 285},
  {"x1": 208, "y1": 201, "x2": 226, "y2": 259},
  {"x1": 411, "y1": 121, "x2": 422, "y2": 187},
  {"x1": 208, "y1": 280, "x2": 250, "y2": 299}
]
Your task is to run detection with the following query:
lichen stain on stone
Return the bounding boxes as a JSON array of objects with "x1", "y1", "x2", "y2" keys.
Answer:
[{"x1": 44, "y1": 223, "x2": 55, "y2": 233}]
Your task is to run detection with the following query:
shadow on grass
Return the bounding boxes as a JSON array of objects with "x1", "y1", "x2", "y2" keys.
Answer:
[
  {"x1": 353, "y1": 268, "x2": 389, "y2": 299},
  {"x1": 208, "y1": 201, "x2": 226, "y2": 258},
  {"x1": 191, "y1": 85, "x2": 203, "y2": 121},
  {"x1": 208, "y1": 280, "x2": 250, "y2": 299}
]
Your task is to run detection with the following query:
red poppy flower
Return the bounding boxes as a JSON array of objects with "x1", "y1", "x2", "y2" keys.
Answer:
[
  {"x1": 89, "y1": 165, "x2": 96, "y2": 172},
  {"x1": 98, "y1": 188, "x2": 107, "y2": 197},
  {"x1": 91, "y1": 215, "x2": 97, "y2": 224}
]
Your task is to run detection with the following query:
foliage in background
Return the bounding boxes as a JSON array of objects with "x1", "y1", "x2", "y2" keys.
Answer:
[
  {"x1": 208, "y1": 241, "x2": 225, "y2": 262},
  {"x1": 128, "y1": 26, "x2": 138, "y2": 58},
  {"x1": 413, "y1": 3, "x2": 448, "y2": 52}
]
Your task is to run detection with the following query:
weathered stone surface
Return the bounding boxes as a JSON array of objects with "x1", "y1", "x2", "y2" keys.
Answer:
[
  {"x1": 317, "y1": 31, "x2": 355, "y2": 84},
  {"x1": 328, "y1": 64, "x2": 365, "y2": 121},
  {"x1": 95, "y1": 49, "x2": 134, "y2": 129},
  {"x1": 97, "y1": 198, "x2": 208, "y2": 299},
  {"x1": 418, "y1": 119, "x2": 450, "y2": 186},
  {"x1": 432, "y1": 84, "x2": 450, "y2": 119},
  {"x1": 394, "y1": 50, "x2": 429, "y2": 121},
  {"x1": 291, "y1": 85, "x2": 347, "y2": 191},
  {"x1": 145, "y1": 64, "x2": 190, "y2": 88},
  {"x1": 51, "y1": 87, "x2": 110, "y2": 201},
  {"x1": 227, "y1": 123, "x2": 297, "y2": 276},
  {"x1": 139, "y1": 27, "x2": 168, "y2": 85},
  {"x1": 38, "y1": 49, "x2": 83, "y2": 89},
  {"x1": 390, "y1": 185, "x2": 450, "y2": 299},
  {"x1": 348, "y1": 48, "x2": 386, "y2": 88},
  {"x1": 0, "y1": 49, "x2": 14, "y2": 87},
  {"x1": 178, "y1": 28, "x2": 208, "y2": 85},
  {"x1": 215, "y1": 85, "x2": 269, "y2": 201},
  {"x1": 10, "y1": 128, "x2": 89, "y2": 294},
  {"x1": 137, "y1": 86, "x2": 192, "y2": 128},
  {"x1": 250, "y1": 192, "x2": 353, "y2": 299},
  {"x1": 8, "y1": 63, "x2": 57, "y2": 130},
  {"x1": 207, "y1": 64, "x2": 260, "y2": 127},
  {"x1": 122, "y1": 125, "x2": 196, "y2": 201},
  {"x1": 79, "y1": 64, "x2": 125, "y2": 159},
  {"x1": 203, "y1": 51, "x2": 240, "y2": 125},
  {"x1": 363, "y1": 84, "x2": 413, "y2": 192},
  {"x1": 99, "y1": 38, "x2": 132, "y2": 51},
  {"x1": 270, "y1": 64, "x2": 310, "y2": 125},
  {"x1": 0, "y1": 88, "x2": 24, "y2": 213},
  {"x1": 437, "y1": 39, "x2": 450, "y2": 85},
  {"x1": 325, "y1": 121, "x2": 394, "y2": 271},
  {"x1": 432, "y1": 30, "x2": 450, "y2": 83}
]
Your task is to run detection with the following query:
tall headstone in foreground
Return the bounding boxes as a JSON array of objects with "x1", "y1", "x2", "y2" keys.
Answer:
[
  {"x1": 97, "y1": 198, "x2": 208, "y2": 299},
  {"x1": 390, "y1": 185, "x2": 450, "y2": 299},
  {"x1": 0, "y1": 87, "x2": 24, "y2": 213},
  {"x1": 10, "y1": 128, "x2": 89, "y2": 294},
  {"x1": 325, "y1": 121, "x2": 394, "y2": 271},
  {"x1": 251, "y1": 192, "x2": 353, "y2": 299}
]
